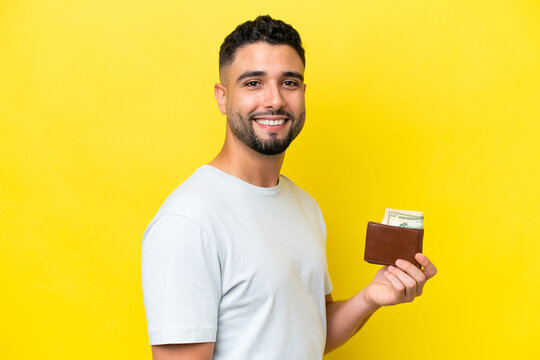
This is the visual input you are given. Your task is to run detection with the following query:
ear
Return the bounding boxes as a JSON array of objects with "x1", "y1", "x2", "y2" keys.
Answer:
[
  {"x1": 214, "y1": 83, "x2": 227, "y2": 114},
  {"x1": 303, "y1": 83, "x2": 307, "y2": 94}
]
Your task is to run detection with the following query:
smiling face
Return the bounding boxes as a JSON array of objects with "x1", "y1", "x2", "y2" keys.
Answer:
[{"x1": 215, "y1": 42, "x2": 306, "y2": 155}]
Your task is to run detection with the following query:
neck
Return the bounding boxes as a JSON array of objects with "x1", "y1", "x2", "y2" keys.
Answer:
[{"x1": 208, "y1": 128, "x2": 285, "y2": 188}]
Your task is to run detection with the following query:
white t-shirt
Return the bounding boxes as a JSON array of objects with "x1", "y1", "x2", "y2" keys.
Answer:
[{"x1": 142, "y1": 165, "x2": 333, "y2": 359}]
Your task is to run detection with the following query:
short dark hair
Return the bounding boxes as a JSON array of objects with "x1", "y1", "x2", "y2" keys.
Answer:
[{"x1": 219, "y1": 15, "x2": 305, "y2": 71}]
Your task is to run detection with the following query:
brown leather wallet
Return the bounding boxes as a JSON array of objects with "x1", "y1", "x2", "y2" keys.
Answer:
[{"x1": 364, "y1": 222, "x2": 424, "y2": 268}]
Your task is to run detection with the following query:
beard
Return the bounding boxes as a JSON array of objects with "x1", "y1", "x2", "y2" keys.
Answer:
[{"x1": 227, "y1": 110, "x2": 305, "y2": 155}]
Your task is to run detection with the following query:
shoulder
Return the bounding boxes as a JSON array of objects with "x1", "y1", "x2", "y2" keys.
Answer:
[
  {"x1": 279, "y1": 174, "x2": 326, "y2": 229},
  {"x1": 280, "y1": 174, "x2": 321, "y2": 209},
  {"x1": 143, "y1": 166, "x2": 226, "y2": 236},
  {"x1": 158, "y1": 166, "x2": 228, "y2": 217},
  {"x1": 141, "y1": 169, "x2": 225, "y2": 260}
]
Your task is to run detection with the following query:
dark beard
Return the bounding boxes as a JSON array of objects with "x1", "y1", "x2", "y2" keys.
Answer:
[{"x1": 227, "y1": 110, "x2": 305, "y2": 155}]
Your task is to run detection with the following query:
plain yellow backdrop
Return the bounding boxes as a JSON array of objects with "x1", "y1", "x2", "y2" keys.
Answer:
[{"x1": 1, "y1": 0, "x2": 539, "y2": 359}]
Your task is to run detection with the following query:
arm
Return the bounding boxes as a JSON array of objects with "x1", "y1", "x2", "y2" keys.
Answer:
[
  {"x1": 324, "y1": 253, "x2": 437, "y2": 354},
  {"x1": 142, "y1": 214, "x2": 221, "y2": 357},
  {"x1": 152, "y1": 343, "x2": 215, "y2": 360},
  {"x1": 324, "y1": 290, "x2": 380, "y2": 354}
]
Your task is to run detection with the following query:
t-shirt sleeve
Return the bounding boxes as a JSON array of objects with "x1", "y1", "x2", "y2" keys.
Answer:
[
  {"x1": 314, "y1": 201, "x2": 333, "y2": 295},
  {"x1": 323, "y1": 254, "x2": 333, "y2": 295},
  {"x1": 141, "y1": 212, "x2": 221, "y2": 345}
]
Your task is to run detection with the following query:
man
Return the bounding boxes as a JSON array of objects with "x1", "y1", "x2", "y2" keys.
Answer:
[{"x1": 142, "y1": 15, "x2": 437, "y2": 360}]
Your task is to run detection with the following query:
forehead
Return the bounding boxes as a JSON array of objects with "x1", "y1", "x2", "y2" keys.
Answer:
[{"x1": 225, "y1": 43, "x2": 304, "y2": 80}]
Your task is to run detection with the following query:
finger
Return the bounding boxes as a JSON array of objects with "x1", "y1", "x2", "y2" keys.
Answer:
[
  {"x1": 383, "y1": 270, "x2": 405, "y2": 300},
  {"x1": 388, "y1": 266, "x2": 416, "y2": 301},
  {"x1": 395, "y1": 259, "x2": 426, "y2": 296},
  {"x1": 415, "y1": 253, "x2": 438, "y2": 280}
]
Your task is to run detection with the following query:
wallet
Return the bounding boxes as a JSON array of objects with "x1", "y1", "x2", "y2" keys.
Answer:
[{"x1": 364, "y1": 222, "x2": 424, "y2": 269}]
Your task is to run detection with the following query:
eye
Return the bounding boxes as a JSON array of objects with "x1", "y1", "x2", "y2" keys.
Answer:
[
  {"x1": 244, "y1": 80, "x2": 261, "y2": 87},
  {"x1": 283, "y1": 80, "x2": 299, "y2": 87}
]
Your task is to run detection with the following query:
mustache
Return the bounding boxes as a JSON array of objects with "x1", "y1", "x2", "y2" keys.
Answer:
[{"x1": 248, "y1": 110, "x2": 295, "y2": 120}]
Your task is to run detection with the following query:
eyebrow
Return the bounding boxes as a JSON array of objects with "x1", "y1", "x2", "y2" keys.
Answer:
[{"x1": 236, "y1": 71, "x2": 304, "y2": 84}]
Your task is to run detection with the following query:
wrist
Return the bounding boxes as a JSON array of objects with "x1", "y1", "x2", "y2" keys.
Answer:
[{"x1": 359, "y1": 288, "x2": 382, "y2": 312}]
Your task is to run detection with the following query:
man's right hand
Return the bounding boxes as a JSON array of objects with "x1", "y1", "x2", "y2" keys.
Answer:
[{"x1": 152, "y1": 343, "x2": 215, "y2": 360}]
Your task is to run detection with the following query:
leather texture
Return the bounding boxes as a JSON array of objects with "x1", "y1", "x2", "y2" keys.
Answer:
[{"x1": 364, "y1": 222, "x2": 424, "y2": 268}]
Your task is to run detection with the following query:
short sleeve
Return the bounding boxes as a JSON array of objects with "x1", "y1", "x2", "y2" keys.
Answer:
[
  {"x1": 141, "y1": 212, "x2": 221, "y2": 345},
  {"x1": 323, "y1": 253, "x2": 333, "y2": 295},
  {"x1": 314, "y1": 201, "x2": 333, "y2": 295}
]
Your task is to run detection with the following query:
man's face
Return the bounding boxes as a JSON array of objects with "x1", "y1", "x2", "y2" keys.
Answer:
[{"x1": 217, "y1": 42, "x2": 306, "y2": 155}]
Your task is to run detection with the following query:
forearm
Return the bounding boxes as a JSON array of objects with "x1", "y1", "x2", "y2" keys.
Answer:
[{"x1": 324, "y1": 288, "x2": 381, "y2": 354}]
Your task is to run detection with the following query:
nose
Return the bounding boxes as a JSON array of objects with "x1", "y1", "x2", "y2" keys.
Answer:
[{"x1": 262, "y1": 82, "x2": 285, "y2": 110}]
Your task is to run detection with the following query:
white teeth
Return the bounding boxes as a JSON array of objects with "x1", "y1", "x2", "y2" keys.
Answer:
[{"x1": 255, "y1": 119, "x2": 286, "y2": 126}]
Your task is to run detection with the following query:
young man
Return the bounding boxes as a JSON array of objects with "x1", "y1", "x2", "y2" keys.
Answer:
[{"x1": 142, "y1": 15, "x2": 437, "y2": 360}]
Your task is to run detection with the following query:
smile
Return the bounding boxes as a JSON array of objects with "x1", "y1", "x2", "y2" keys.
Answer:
[{"x1": 254, "y1": 119, "x2": 288, "y2": 126}]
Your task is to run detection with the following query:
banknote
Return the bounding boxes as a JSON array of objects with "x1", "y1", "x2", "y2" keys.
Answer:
[{"x1": 381, "y1": 208, "x2": 424, "y2": 229}]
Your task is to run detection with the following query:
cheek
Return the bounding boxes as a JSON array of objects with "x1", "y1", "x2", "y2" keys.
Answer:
[
  {"x1": 229, "y1": 93, "x2": 260, "y2": 115},
  {"x1": 287, "y1": 91, "x2": 305, "y2": 108}
]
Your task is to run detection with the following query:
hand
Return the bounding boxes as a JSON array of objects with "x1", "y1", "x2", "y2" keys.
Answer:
[{"x1": 364, "y1": 253, "x2": 437, "y2": 307}]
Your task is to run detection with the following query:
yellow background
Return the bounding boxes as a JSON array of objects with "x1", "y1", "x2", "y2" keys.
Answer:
[{"x1": 1, "y1": 0, "x2": 539, "y2": 359}]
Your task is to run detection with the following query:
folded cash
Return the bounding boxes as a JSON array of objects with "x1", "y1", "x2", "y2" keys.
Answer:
[{"x1": 381, "y1": 208, "x2": 424, "y2": 229}]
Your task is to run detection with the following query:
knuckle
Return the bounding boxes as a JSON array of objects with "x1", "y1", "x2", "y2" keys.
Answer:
[
  {"x1": 404, "y1": 278, "x2": 416, "y2": 288},
  {"x1": 400, "y1": 261, "x2": 411, "y2": 270}
]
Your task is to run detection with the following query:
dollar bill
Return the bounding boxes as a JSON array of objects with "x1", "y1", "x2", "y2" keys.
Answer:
[{"x1": 381, "y1": 208, "x2": 424, "y2": 229}]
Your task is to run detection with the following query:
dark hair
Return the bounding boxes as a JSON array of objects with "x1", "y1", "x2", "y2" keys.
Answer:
[{"x1": 219, "y1": 15, "x2": 305, "y2": 71}]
